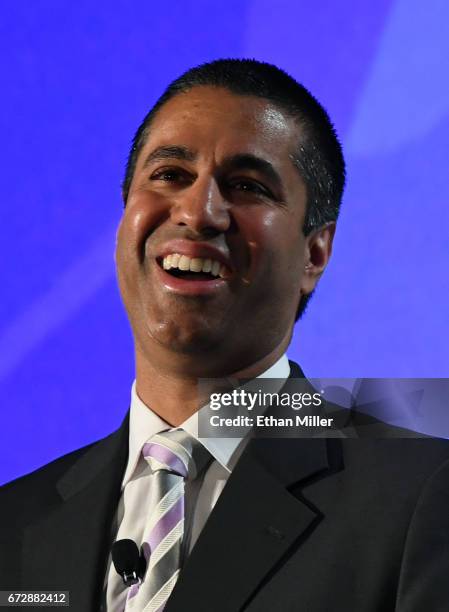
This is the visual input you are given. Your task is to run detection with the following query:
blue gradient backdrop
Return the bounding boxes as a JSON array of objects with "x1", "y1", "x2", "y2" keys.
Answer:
[{"x1": 1, "y1": 1, "x2": 448, "y2": 484}]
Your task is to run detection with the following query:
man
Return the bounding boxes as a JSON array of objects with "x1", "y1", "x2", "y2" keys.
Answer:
[{"x1": 1, "y1": 59, "x2": 449, "y2": 612}]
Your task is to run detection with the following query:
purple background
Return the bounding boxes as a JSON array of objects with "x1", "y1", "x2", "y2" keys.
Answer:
[{"x1": 1, "y1": 0, "x2": 448, "y2": 484}]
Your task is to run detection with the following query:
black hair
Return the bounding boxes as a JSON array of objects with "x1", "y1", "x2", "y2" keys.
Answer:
[{"x1": 122, "y1": 59, "x2": 346, "y2": 320}]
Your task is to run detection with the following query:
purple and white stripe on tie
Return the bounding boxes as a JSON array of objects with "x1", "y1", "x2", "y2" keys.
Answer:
[
  {"x1": 142, "y1": 441, "x2": 188, "y2": 478},
  {"x1": 124, "y1": 430, "x2": 210, "y2": 612}
]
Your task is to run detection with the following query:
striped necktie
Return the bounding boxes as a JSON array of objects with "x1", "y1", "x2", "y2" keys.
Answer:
[{"x1": 124, "y1": 429, "x2": 211, "y2": 612}]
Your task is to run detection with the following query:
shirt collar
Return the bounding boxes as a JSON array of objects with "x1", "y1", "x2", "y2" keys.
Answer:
[{"x1": 123, "y1": 353, "x2": 290, "y2": 487}]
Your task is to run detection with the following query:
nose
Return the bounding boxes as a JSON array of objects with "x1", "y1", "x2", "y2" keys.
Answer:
[{"x1": 169, "y1": 176, "x2": 230, "y2": 235}]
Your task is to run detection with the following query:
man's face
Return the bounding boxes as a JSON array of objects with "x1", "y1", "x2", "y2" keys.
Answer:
[{"x1": 116, "y1": 86, "x2": 321, "y2": 371}]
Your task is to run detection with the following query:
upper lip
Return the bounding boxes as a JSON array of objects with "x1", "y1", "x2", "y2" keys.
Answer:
[{"x1": 155, "y1": 239, "x2": 234, "y2": 273}]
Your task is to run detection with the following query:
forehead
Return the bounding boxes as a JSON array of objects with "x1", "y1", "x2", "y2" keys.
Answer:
[{"x1": 138, "y1": 86, "x2": 301, "y2": 167}]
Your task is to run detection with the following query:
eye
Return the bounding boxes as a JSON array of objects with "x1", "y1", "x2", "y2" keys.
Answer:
[
  {"x1": 150, "y1": 167, "x2": 191, "y2": 184},
  {"x1": 230, "y1": 179, "x2": 273, "y2": 198}
]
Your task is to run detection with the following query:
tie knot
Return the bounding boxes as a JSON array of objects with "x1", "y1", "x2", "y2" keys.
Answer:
[{"x1": 142, "y1": 429, "x2": 211, "y2": 480}]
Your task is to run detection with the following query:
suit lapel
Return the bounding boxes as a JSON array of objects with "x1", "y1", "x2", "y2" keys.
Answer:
[
  {"x1": 166, "y1": 435, "x2": 335, "y2": 612},
  {"x1": 23, "y1": 415, "x2": 129, "y2": 610}
]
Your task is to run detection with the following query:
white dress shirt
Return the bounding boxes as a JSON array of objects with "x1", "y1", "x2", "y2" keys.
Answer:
[{"x1": 104, "y1": 354, "x2": 290, "y2": 611}]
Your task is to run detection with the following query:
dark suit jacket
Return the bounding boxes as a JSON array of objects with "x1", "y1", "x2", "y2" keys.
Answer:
[{"x1": 1, "y1": 361, "x2": 449, "y2": 611}]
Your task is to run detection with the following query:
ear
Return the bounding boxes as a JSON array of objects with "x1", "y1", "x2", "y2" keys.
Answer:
[{"x1": 300, "y1": 222, "x2": 336, "y2": 295}]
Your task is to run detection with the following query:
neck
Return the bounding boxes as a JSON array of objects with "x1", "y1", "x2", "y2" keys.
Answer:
[{"x1": 134, "y1": 335, "x2": 290, "y2": 426}]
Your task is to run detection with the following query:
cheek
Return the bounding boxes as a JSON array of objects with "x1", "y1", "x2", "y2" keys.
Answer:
[
  {"x1": 115, "y1": 213, "x2": 140, "y2": 284},
  {"x1": 232, "y1": 207, "x2": 304, "y2": 281},
  {"x1": 115, "y1": 216, "x2": 137, "y2": 307},
  {"x1": 117, "y1": 193, "x2": 170, "y2": 263}
]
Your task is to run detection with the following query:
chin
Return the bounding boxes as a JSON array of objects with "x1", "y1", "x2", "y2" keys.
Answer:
[{"x1": 145, "y1": 313, "x2": 224, "y2": 355}]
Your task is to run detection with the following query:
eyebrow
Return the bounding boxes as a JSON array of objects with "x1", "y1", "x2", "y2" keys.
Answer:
[{"x1": 142, "y1": 145, "x2": 197, "y2": 169}]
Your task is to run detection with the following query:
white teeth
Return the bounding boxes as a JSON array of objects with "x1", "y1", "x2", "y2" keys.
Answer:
[
  {"x1": 211, "y1": 261, "x2": 220, "y2": 276},
  {"x1": 189, "y1": 258, "x2": 203, "y2": 272},
  {"x1": 162, "y1": 254, "x2": 172, "y2": 270},
  {"x1": 178, "y1": 255, "x2": 190, "y2": 271},
  {"x1": 161, "y1": 253, "x2": 228, "y2": 278}
]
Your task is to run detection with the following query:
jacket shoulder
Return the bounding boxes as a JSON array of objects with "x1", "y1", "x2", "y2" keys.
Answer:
[{"x1": 0, "y1": 436, "x2": 106, "y2": 528}]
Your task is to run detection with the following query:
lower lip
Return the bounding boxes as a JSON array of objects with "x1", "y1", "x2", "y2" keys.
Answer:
[{"x1": 155, "y1": 263, "x2": 228, "y2": 295}]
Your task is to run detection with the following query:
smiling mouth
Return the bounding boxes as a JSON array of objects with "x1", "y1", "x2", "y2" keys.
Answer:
[{"x1": 156, "y1": 253, "x2": 230, "y2": 282}]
